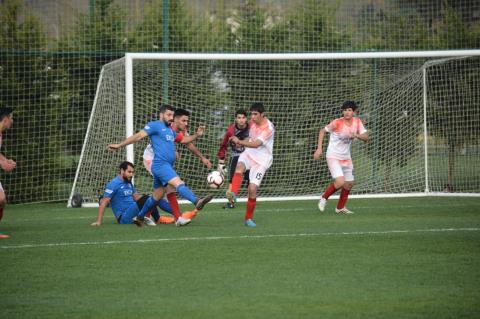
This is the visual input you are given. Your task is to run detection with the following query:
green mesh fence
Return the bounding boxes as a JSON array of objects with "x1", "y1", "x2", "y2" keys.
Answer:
[{"x1": 1, "y1": 0, "x2": 479, "y2": 203}]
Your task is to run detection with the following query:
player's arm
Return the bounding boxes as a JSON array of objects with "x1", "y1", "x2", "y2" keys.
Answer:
[
  {"x1": 132, "y1": 193, "x2": 143, "y2": 202},
  {"x1": 313, "y1": 128, "x2": 327, "y2": 160},
  {"x1": 91, "y1": 196, "x2": 111, "y2": 226},
  {"x1": 352, "y1": 131, "x2": 369, "y2": 142},
  {"x1": 0, "y1": 153, "x2": 16, "y2": 172},
  {"x1": 107, "y1": 130, "x2": 148, "y2": 151},
  {"x1": 179, "y1": 126, "x2": 205, "y2": 144},
  {"x1": 216, "y1": 127, "x2": 232, "y2": 174},
  {"x1": 230, "y1": 136, "x2": 262, "y2": 148},
  {"x1": 185, "y1": 142, "x2": 213, "y2": 169}
]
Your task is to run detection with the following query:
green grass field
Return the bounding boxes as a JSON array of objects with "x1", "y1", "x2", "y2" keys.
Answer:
[{"x1": 1, "y1": 197, "x2": 479, "y2": 319}]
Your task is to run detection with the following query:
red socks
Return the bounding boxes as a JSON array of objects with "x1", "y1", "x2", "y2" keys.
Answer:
[
  {"x1": 245, "y1": 198, "x2": 256, "y2": 221},
  {"x1": 167, "y1": 192, "x2": 181, "y2": 219},
  {"x1": 230, "y1": 172, "x2": 243, "y2": 195},
  {"x1": 322, "y1": 183, "x2": 338, "y2": 199},
  {"x1": 337, "y1": 188, "x2": 350, "y2": 209}
]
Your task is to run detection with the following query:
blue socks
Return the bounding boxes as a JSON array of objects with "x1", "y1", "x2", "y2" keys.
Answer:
[
  {"x1": 176, "y1": 184, "x2": 198, "y2": 204},
  {"x1": 138, "y1": 196, "x2": 159, "y2": 218},
  {"x1": 158, "y1": 199, "x2": 173, "y2": 215}
]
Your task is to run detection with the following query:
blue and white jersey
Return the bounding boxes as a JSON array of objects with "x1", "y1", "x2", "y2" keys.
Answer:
[
  {"x1": 103, "y1": 176, "x2": 136, "y2": 218},
  {"x1": 143, "y1": 120, "x2": 179, "y2": 165}
]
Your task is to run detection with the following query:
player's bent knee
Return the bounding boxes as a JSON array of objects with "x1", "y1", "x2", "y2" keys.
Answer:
[
  {"x1": 334, "y1": 178, "x2": 345, "y2": 188},
  {"x1": 343, "y1": 182, "x2": 354, "y2": 190}
]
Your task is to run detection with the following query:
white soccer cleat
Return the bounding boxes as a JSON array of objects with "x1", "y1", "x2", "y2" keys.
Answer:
[
  {"x1": 335, "y1": 207, "x2": 354, "y2": 215},
  {"x1": 143, "y1": 216, "x2": 157, "y2": 226},
  {"x1": 318, "y1": 197, "x2": 327, "y2": 212},
  {"x1": 175, "y1": 216, "x2": 191, "y2": 227}
]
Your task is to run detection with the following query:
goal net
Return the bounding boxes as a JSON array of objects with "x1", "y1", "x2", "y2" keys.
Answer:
[{"x1": 69, "y1": 52, "x2": 480, "y2": 207}]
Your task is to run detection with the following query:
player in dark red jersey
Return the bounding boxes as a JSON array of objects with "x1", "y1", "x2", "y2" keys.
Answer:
[{"x1": 216, "y1": 109, "x2": 250, "y2": 209}]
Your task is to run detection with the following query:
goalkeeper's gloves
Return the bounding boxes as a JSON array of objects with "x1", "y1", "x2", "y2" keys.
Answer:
[{"x1": 217, "y1": 159, "x2": 228, "y2": 175}]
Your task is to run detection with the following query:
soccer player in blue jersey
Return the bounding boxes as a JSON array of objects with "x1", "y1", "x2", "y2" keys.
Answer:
[
  {"x1": 91, "y1": 161, "x2": 164, "y2": 226},
  {"x1": 107, "y1": 105, "x2": 213, "y2": 227}
]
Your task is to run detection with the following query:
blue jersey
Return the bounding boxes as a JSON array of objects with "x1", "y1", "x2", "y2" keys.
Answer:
[
  {"x1": 143, "y1": 120, "x2": 179, "y2": 165},
  {"x1": 103, "y1": 176, "x2": 136, "y2": 218}
]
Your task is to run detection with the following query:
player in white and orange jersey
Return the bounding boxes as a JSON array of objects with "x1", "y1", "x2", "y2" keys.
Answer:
[
  {"x1": 313, "y1": 101, "x2": 368, "y2": 214},
  {"x1": 226, "y1": 103, "x2": 275, "y2": 227}
]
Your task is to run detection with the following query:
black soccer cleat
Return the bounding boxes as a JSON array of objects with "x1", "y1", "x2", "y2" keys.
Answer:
[
  {"x1": 195, "y1": 194, "x2": 214, "y2": 211},
  {"x1": 223, "y1": 203, "x2": 235, "y2": 209},
  {"x1": 132, "y1": 216, "x2": 144, "y2": 227}
]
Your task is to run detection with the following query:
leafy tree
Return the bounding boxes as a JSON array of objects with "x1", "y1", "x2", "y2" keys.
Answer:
[
  {"x1": 57, "y1": 0, "x2": 128, "y2": 155},
  {"x1": 426, "y1": 7, "x2": 480, "y2": 191},
  {"x1": 0, "y1": 0, "x2": 71, "y2": 202},
  {"x1": 354, "y1": 2, "x2": 431, "y2": 191}
]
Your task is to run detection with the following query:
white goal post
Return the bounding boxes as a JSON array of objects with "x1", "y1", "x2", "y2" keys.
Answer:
[{"x1": 69, "y1": 50, "x2": 480, "y2": 207}]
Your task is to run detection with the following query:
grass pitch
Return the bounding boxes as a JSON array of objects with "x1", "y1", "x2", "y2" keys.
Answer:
[{"x1": 1, "y1": 197, "x2": 479, "y2": 319}]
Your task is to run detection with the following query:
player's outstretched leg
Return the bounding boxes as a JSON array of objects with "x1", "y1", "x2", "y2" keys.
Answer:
[
  {"x1": 136, "y1": 196, "x2": 159, "y2": 220},
  {"x1": 318, "y1": 197, "x2": 327, "y2": 212},
  {"x1": 195, "y1": 194, "x2": 214, "y2": 211},
  {"x1": 226, "y1": 172, "x2": 243, "y2": 206},
  {"x1": 182, "y1": 209, "x2": 198, "y2": 220},
  {"x1": 318, "y1": 182, "x2": 339, "y2": 212}
]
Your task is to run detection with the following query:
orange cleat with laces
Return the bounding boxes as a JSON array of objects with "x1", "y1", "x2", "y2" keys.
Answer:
[
  {"x1": 156, "y1": 216, "x2": 175, "y2": 224},
  {"x1": 182, "y1": 210, "x2": 198, "y2": 220}
]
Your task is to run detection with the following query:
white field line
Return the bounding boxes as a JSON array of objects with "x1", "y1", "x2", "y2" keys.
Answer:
[
  {"x1": 10, "y1": 202, "x2": 478, "y2": 222},
  {"x1": 1, "y1": 228, "x2": 479, "y2": 250}
]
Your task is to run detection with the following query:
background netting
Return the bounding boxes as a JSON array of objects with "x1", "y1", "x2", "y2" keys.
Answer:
[
  {"x1": 1, "y1": 0, "x2": 479, "y2": 203},
  {"x1": 70, "y1": 56, "x2": 480, "y2": 205}
]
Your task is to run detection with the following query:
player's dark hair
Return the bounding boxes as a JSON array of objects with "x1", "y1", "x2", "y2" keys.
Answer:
[
  {"x1": 174, "y1": 108, "x2": 190, "y2": 118},
  {"x1": 119, "y1": 161, "x2": 134, "y2": 171},
  {"x1": 159, "y1": 104, "x2": 175, "y2": 114},
  {"x1": 0, "y1": 107, "x2": 13, "y2": 121},
  {"x1": 250, "y1": 102, "x2": 265, "y2": 114},
  {"x1": 235, "y1": 109, "x2": 247, "y2": 117},
  {"x1": 341, "y1": 101, "x2": 358, "y2": 111}
]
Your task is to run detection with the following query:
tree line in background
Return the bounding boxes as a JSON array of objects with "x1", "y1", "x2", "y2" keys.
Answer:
[{"x1": 0, "y1": 0, "x2": 479, "y2": 203}]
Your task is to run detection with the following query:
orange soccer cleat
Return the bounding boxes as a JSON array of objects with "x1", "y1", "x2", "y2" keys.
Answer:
[
  {"x1": 0, "y1": 233, "x2": 10, "y2": 239},
  {"x1": 157, "y1": 216, "x2": 175, "y2": 224},
  {"x1": 181, "y1": 210, "x2": 198, "y2": 220}
]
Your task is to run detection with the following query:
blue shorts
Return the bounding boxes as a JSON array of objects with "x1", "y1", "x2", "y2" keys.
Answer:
[
  {"x1": 151, "y1": 162, "x2": 178, "y2": 189},
  {"x1": 115, "y1": 202, "x2": 139, "y2": 224}
]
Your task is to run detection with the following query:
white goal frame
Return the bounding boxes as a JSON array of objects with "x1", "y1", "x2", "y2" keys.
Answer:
[{"x1": 69, "y1": 50, "x2": 480, "y2": 207}]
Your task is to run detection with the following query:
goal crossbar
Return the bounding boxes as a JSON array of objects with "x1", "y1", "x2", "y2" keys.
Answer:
[{"x1": 126, "y1": 50, "x2": 480, "y2": 61}]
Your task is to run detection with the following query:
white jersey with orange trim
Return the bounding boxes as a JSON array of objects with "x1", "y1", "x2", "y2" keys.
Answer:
[
  {"x1": 325, "y1": 117, "x2": 367, "y2": 160},
  {"x1": 243, "y1": 118, "x2": 275, "y2": 168}
]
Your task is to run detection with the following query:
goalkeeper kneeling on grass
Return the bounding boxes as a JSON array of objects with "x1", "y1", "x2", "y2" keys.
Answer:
[
  {"x1": 91, "y1": 161, "x2": 175, "y2": 226},
  {"x1": 313, "y1": 101, "x2": 369, "y2": 215}
]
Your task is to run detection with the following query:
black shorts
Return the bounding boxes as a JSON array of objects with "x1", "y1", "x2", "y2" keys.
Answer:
[{"x1": 136, "y1": 194, "x2": 150, "y2": 210}]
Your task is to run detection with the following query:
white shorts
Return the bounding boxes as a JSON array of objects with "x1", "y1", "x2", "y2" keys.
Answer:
[
  {"x1": 0, "y1": 182, "x2": 3, "y2": 193},
  {"x1": 238, "y1": 153, "x2": 269, "y2": 187},
  {"x1": 326, "y1": 157, "x2": 354, "y2": 181},
  {"x1": 143, "y1": 159, "x2": 153, "y2": 176}
]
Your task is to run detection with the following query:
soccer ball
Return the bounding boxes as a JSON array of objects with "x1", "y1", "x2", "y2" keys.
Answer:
[{"x1": 207, "y1": 170, "x2": 224, "y2": 189}]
